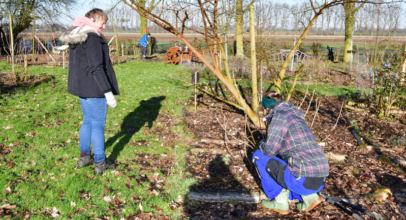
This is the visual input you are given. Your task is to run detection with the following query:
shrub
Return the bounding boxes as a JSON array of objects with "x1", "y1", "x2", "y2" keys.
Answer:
[{"x1": 311, "y1": 42, "x2": 323, "y2": 57}]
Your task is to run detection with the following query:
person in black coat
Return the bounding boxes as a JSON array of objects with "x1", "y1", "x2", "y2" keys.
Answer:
[{"x1": 60, "y1": 8, "x2": 120, "y2": 175}]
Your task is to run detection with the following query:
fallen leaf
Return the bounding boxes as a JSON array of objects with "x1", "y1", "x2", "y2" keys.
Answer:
[
  {"x1": 104, "y1": 185, "x2": 109, "y2": 196},
  {"x1": 125, "y1": 182, "x2": 133, "y2": 189},
  {"x1": 170, "y1": 201, "x2": 178, "y2": 210},
  {"x1": 20, "y1": 211, "x2": 30, "y2": 219},
  {"x1": 5, "y1": 187, "x2": 11, "y2": 194},
  {"x1": 103, "y1": 196, "x2": 112, "y2": 203},
  {"x1": 43, "y1": 207, "x2": 59, "y2": 218},
  {"x1": 177, "y1": 195, "x2": 184, "y2": 204},
  {"x1": 113, "y1": 196, "x2": 124, "y2": 207},
  {"x1": 148, "y1": 189, "x2": 159, "y2": 196},
  {"x1": 78, "y1": 189, "x2": 91, "y2": 200},
  {"x1": 70, "y1": 201, "x2": 76, "y2": 207},
  {"x1": 131, "y1": 195, "x2": 140, "y2": 203},
  {"x1": 1, "y1": 204, "x2": 16, "y2": 209},
  {"x1": 8, "y1": 161, "x2": 14, "y2": 169},
  {"x1": 136, "y1": 212, "x2": 152, "y2": 219},
  {"x1": 149, "y1": 173, "x2": 160, "y2": 182}
]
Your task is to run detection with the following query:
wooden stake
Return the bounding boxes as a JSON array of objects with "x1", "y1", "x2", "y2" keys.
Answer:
[
  {"x1": 113, "y1": 19, "x2": 120, "y2": 64},
  {"x1": 24, "y1": 55, "x2": 28, "y2": 81},
  {"x1": 195, "y1": 72, "x2": 197, "y2": 112},
  {"x1": 9, "y1": 14, "x2": 15, "y2": 76},
  {"x1": 403, "y1": 44, "x2": 406, "y2": 73},
  {"x1": 108, "y1": 36, "x2": 115, "y2": 45},
  {"x1": 32, "y1": 19, "x2": 35, "y2": 63},
  {"x1": 34, "y1": 35, "x2": 55, "y2": 62}
]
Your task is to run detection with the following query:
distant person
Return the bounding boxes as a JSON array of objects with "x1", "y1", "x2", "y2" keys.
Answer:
[
  {"x1": 253, "y1": 91, "x2": 329, "y2": 214},
  {"x1": 60, "y1": 8, "x2": 120, "y2": 175},
  {"x1": 139, "y1": 32, "x2": 151, "y2": 60}
]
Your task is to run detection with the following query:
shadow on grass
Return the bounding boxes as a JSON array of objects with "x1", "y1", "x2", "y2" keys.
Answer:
[{"x1": 106, "y1": 96, "x2": 166, "y2": 162}]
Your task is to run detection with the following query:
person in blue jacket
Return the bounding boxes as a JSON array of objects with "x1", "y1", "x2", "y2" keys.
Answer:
[
  {"x1": 253, "y1": 91, "x2": 329, "y2": 214},
  {"x1": 139, "y1": 32, "x2": 151, "y2": 60}
]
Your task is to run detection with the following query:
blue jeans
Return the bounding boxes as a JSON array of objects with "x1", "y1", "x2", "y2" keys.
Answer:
[
  {"x1": 79, "y1": 97, "x2": 107, "y2": 163},
  {"x1": 253, "y1": 150, "x2": 325, "y2": 201}
]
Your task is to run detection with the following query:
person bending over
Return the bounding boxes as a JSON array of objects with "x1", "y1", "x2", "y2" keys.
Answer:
[
  {"x1": 253, "y1": 91, "x2": 329, "y2": 214},
  {"x1": 60, "y1": 8, "x2": 120, "y2": 175},
  {"x1": 138, "y1": 32, "x2": 151, "y2": 60}
]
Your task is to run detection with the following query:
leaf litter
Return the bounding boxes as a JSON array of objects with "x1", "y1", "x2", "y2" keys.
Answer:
[{"x1": 181, "y1": 93, "x2": 406, "y2": 219}]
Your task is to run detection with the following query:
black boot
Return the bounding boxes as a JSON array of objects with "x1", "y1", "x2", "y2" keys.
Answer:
[
  {"x1": 78, "y1": 155, "x2": 95, "y2": 168},
  {"x1": 95, "y1": 160, "x2": 116, "y2": 175}
]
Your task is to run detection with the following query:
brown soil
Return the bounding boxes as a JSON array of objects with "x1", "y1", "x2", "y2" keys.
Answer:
[
  {"x1": 181, "y1": 87, "x2": 406, "y2": 219},
  {"x1": 0, "y1": 73, "x2": 55, "y2": 94}
]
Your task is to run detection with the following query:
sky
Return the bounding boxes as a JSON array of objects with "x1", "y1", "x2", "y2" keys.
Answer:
[
  {"x1": 61, "y1": 0, "x2": 121, "y2": 26},
  {"x1": 62, "y1": 0, "x2": 303, "y2": 26}
]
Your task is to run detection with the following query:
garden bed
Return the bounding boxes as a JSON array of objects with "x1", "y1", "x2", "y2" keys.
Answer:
[
  {"x1": 181, "y1": 92, "x2": 406, "y2": 219},
  {"x1": 0, "y1": 73, "x2": 55, "y2": 95}
]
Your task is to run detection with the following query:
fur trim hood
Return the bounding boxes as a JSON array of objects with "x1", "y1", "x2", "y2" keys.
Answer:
[{"x1": 59, "y1": 25, "x2": 100, "y2": 44}]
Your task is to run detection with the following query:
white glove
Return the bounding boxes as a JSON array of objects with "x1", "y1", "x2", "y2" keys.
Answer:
[{"x1": 104, "y1": 91, "x2": 116, "y2": 108}]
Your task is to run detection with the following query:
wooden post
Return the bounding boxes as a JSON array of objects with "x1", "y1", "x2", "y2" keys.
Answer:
[
  {"x1": 113, "y1": 19, "x2": 120, "y2": 64},
  {"x1": 195, "y1": 72, "x2": 197, "y2": 112},
  {"x1": 108, "y1": 36, "x2": 115, "y2": 45},
  {"x1": 62, "y1": 51, "x2": 65, "y2": 69},
  {"x1": 24, "y1": 55, "x2": 28, "y2": 81},
  {"x1": 32, "y1": 20, "x2": 35, "y2": 63},
  {"x1": 403, "y1": 44, "x2": 406, "y2": 73},
  {"x1": 9, "y1": 14, "x2": 15, "y2": 76}
]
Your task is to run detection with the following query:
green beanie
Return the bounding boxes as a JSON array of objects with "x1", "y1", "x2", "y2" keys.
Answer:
[{"x1": 262, "y1": 96, "x2": 281, "y2": 109}]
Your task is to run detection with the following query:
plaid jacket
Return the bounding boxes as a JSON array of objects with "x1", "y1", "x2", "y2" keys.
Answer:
[{"x1": 260, "y1": 102, "x2": 329, "y2": 178}]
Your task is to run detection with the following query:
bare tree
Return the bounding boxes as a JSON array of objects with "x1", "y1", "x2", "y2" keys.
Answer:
[{"x1": 121, "y1": 0, "x2": 266, "y2": 128}]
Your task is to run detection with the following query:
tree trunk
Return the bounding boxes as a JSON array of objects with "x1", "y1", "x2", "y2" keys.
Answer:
[
  {"x1": 121, "y1": 0, "x2": 266, "y2": 128},
  {"x1": 249, "y1": 4, "x2": 258, "y2": 113},
  {"x1": 140, "y1": 16, "x2": 148, "y2": 36},
  {"x1": 343, "y1": 1, "x2": 366, "y2": 63},
  {"x1": 139, "y1": 0, "x2": 148, "y2": 36},
  {"x1": 343, "y1": 3, "x2": 356, "y2": 63},
  {"x1": 236, "y1": 0, "x2": 244, "y2": 57},
  {"x1": 275, "y1": 12, "x2": 323, "y2": 92},
  {"x1": 373, "y1": 6, "x2": 380, "y2": 69}
]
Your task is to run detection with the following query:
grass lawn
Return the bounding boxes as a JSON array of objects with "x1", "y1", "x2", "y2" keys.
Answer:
[{"x1": 0, "y1": 60, "x2": 196, "y2": 219}]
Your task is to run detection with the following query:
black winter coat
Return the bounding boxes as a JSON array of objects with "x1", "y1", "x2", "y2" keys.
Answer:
[{"x1": 60, "y1": 26, "x2": 120, "y2": 98}]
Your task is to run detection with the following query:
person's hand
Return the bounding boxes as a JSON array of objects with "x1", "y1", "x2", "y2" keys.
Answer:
[{"x1": 104, "y1": 91, "x2": 116, "y2": 108}]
